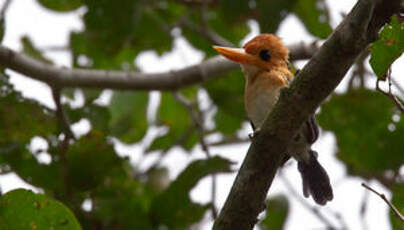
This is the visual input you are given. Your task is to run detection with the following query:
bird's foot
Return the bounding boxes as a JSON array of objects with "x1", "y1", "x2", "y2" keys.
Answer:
[{"x1": 248, "y1": 128, "x2": 261, "y2": 140}]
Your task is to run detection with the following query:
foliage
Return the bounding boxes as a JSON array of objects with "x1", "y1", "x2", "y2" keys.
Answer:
[
  {"x1": 318, "y1": 89, "x2": 404, "y2": 228},
  {"x1": 108, "y1": 91, "x2": 148, "y2": 143},
  {"x1": 318, "y1": 89, "x2": 404, "y2": 176},
  {"x1": 390, "y1": 184, "x2": 404, "y2": 230},
  {"x1": 369, "y1": 16, "x2": 404, "y2": 79},
  {"x1": 0, "y1": 0, "x2": 402, "y2": 229},
  {"x1": 0, "y1": 189, "x2": 81, "y2": 230},
  {"x1": 259, "y1": 195, "x2": 289, "y2": 230}
]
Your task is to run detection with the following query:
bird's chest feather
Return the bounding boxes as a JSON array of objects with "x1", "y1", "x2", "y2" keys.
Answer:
[{"x1": 244, "y1": 72, "x2": 287, "y2": 128}]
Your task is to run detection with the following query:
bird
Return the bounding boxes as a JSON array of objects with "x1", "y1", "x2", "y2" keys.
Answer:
[{"x1": 213, "y1": 34, "x2": 333, "y2": 205}]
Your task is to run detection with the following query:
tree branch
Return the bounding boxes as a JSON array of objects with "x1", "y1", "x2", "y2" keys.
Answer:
[
  {"x1": 51, "y1": 87, "x2": 75, "y2": 140},
  {"x1": 0, "y1": 0, "x2": 12, "y2": 21},
  {"x1": 288, "y1": 41, "x2": 321, "y2": 61},
  {"x1": 361, "y1": 183, "x2": 404, "y2": 222},
  {"x1": 212, "y1": 0, "x2": 400, "y2": 229},
  {"x1": 173, "y1": 90, "x2": 219, "y2": 219},
  {"x1": 376, "y1": 71, "x2": 404, "y2": 113},
  {"x1": 359, "y1": 184, "x2": 370, "y2": 230},
  {"x1": 0, "y1": 43, "x2": 317, "y2": 91}
]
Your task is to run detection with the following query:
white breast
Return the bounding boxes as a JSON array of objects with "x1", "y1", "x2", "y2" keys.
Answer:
[{"x1": 247, "y1": 86, "x2": 282, "y2": 129}]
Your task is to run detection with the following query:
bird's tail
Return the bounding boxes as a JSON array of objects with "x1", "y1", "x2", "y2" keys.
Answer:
[{"x1": 297, "y1": 150, "x2": 333, "y2": 205}]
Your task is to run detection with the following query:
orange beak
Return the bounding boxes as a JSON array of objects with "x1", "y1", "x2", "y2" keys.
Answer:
[
  {"x1": 213, "y1": 46, "x2": 268, "y2": 70},
  {"x1": 213, "y1": 46, "x2": 253, "y2": 64}
]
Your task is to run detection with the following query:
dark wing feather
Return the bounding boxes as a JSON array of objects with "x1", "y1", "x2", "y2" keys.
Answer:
[{"x1": 304, "y1": 115, "x2": 319, "y2": 144}]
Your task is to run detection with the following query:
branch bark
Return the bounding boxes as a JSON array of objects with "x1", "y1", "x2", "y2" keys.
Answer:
[
  {"x1": 0, "y1": 43, "x2": 317, "y2": 91},
  {"x1": 0, "y1": 0, "x2": 12, "y2": 21},
  {"x1": 212, "y1": 0, "x2": 400, "y2": 229},
  {"x1": 361, "y1": 183, "x2": 404, "y2": 222}
]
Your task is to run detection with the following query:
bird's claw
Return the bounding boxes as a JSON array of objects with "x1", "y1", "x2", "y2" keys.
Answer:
[{"x1": 248, "y1": 128, "x2": 261, "y2": 140}]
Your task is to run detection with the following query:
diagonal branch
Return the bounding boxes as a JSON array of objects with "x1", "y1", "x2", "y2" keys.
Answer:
[
  {"x1": 376, "y1": 71, "x2": 404, "y2": 113},
  {"x1": 361, "y1": 183, "x2": 404, "y2": 222},
  {"x1": 173, "y1": 91, "x2": 219, "y2": 219},
  {"x1": 0, "y1": 0, "x2": 12, "y2": 21},
  {"x1": 212, "y1": 0, "x2": 400, "y2": 229},
  {"x1": 0, "y1": 43, "x2": 317, "y2": 91}
]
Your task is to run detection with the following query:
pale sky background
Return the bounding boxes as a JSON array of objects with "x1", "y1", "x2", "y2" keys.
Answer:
[{"x1": 1, "y1": 0, "x2": 403, "y2": 229}]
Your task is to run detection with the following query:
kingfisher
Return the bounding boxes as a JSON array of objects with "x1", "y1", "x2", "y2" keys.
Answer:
[{"x1": 213, "y1": 34, "x2": 333, "y2": 205}]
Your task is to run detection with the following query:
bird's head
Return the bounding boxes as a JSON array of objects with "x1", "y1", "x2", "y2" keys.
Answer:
[{"x1": 213, "y1": 34, "x2": 290, "y2": 79}]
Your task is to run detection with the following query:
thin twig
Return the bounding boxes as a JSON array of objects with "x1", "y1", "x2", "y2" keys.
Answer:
[
  {"x1": 39, "y1": 45, "x2": 69, "y2": 52},
  {"x1": 361, "y1": 183, "x2": 404, "y2": 222},
  {"x1": 173, "y1": 91, "x2": 218, "y2": 219},
  {"x1": 279, "y1": 171, "x2": 339, "y2": 230},
  {"x1": 348, "y1": 49, "x2": 370, "y2": 90},
  {"x1": 288, "y1": 41, "x2": 321, "y2": 61},
  {"x1": 391, "y1": 77, "x2": 404, "y2": 96},
  {"x1": 376, "y1": 70, "x2": 404, "y2": 113},
  {"x1": 359, "y1": 185, "x2": 370, "y2": 230},
  {"x1": 0, "y1": 0, "x2": 12, "y2": 21},
  {"x1": 51, "y1": 87, "x2": 75, "y2": 140},
  {"x1": 51, "y1": 87, "x2": 75, "y2": 201},
  {"x1": 198, "y1": 0, "x2": 234, "y2": 47},
  {"x1": 145, "y1": 7, "x2": 173, "y2": 34},
  {"x1": 179, "y1": 5, "x2": 234, "y2": 48},
  {"x1": 142, "y1": 125, "x2": 195, "y2": 176},
  {"x1": 180, "y1": 19, "x2": 234, "y2": 47}
]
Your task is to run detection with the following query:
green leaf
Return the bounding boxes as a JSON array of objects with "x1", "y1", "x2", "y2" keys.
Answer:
[
  {"x1": 21, "y1": 36, "x2": 52, "y2": 64},
  {"x1": 0, "y1": 90, "x2": 56, "y2": 142},
  {"x1": 215, "y1": 109, "x2": 245, "y2": 134},
  {"x1": 182, "y1": 11, "x2": 249, "y2": 57},
  {"x1": 256, "y1": 0, "x2": 298, "y2": 33},
  {"x1": 67, "y1": 104, "x2": 111, "y2": 132},
  {"x1": 0, "y1": 189, "x2": 81, "y2": 230},
  {"x1": 70, "y1": 1, "x2": 173, "y2": 69},
  {"x1": 150, "y1": 156, "x2": 233, "y2": 229},
  {"x1": 37, "y1": 0, "x2": 83, "y2": 12},
  {"x1": 109, "y1": 91, "x2": 148, "y2": 143},
  {"x1": 181, "y1": 14, "x2": 218, "y2": 57},
  {"x1": 318, "y1": 89, "x2": 404, "y2": 177},
  {"x1": 0, "y1": 143, "x2": 64, "y2": 192},
  {"x1": 133, "y1": 9, "x2": 173, "y2": 55},
  {"x1": 208, "y1": 13, "x2": 250, "y2": 46},
  {"x1": 153, "y1": 1, "x2": 187, "y2": 25},
  {"x1": 85, "y1": 104, "x2": 111, "y2": 132},
  {"x1": 259, "y1": 195, "x2": 290, "y2": 230},
  {"x1": 370, "y1": 16, "x2": 404, "y2": 79},
  {"x1": 66, "y1": 131, "x2": 123, "y2": 191},
  {"x1": 218, "y1": 0, "x2": 250, "y2": 23},
  {"x1": 82, "y1": 0, "x2": 138, "y2": 48},
  {"x1": 91, "y1": 177, "x2": 153, "y2": 230},
  {"x1": 390, "y1": 184, "x2": 404, "y2": 230},
  {"x1": 82, "y1": 89, "x2": 103, "y2": 103},
  {"x1": 204, "y1": 71, "x2": 246, "y2": 134},
  {"x1": 293, "y1": 0, "x2": 332, "y2": 38},
  {"x1": 165, "y1": 156, "x2": 233, "y2": 193},
  {"x1": 0, "y1": 82, "x2": 60, "y2": 191},
  {"x1": 69, "y1": 32, "x2": 139, "y2": 69},
  {"x1": 149, "y1": 92, "x2": 197, "y2": 151}
]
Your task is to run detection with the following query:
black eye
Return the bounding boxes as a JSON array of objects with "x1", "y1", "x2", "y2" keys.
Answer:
[{"x1": 259, "y1": 49, "x2": 271, "y2": 61}]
